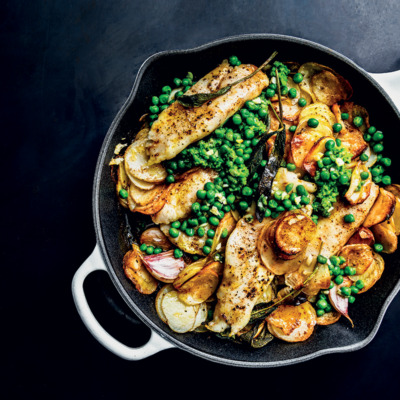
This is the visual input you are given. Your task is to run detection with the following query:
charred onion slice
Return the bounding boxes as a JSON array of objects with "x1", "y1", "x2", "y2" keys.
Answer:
[{"x1": 267, "y1": 302, "x2": 317, "y2": 343}]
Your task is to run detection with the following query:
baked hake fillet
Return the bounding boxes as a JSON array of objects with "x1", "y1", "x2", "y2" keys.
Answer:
[
  {"x1": 146, "y1": 60, "x2": 268, "y2": 165},
  {"x1": 207, "y1": 218, "x2": 274, "y2": 336}
]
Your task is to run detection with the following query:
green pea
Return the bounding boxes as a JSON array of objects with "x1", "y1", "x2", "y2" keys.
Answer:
[
  {"x1": 300, "y1": 196, "x2": 310, "y2": 205},
  {"x1": 381, "y1": 157, "x2": 391, "y2": 167},
  {"x1": 149, "y1": 105, "x2": 159, "y2": 114},
  {"x1": 229, "y1": 55, "x2": 239, "y2": 65},
  {"x1": 317, "y1": 255, "x2": 327, "y2": 264},
  {"x1": 119, "y1": 189, "x2": 129, "y2": 199},
  {"x1": 280, "y1": 85, "x2": 289, "y2": 95},
  {"x1": 252, "y1": 138, "x2": 259, "y2": 146},
  {"x1": 339, "y1": 256, "x2": 346, "y2": 265},
  {"x1": 166, "y1": 175, "x2": 175, "y2": 183},
  {"x1": 203, "y1": 246, "x2": 211, "y2": 255},
  {"x1": 287, "y1": 163, "x2": 296, "y2": 171},
  {"x1": 360, "y1": 153, "x2": 369, "y2": 162},
  {"x1": 317, "y1": 309, "x2": 325, "y2": 317},
  {"x1": 201, "y1": 204, "x2": 210, "y2": 213},
  {"x1": 197, "y1": 226, "x2": 205, "y2": 237},
  {"x1": 239, "y1": 201, "x2": 249, "y2": 210},
  {"x1": 146, "y1": 246, "x2": 154, "y2": 255},
  {"x1": 281, "y1": 199, "x2": 292, "y2": 209},
  {"x1": 334, "y1": 275, "x2": 344, "y2": 285},
  {"x1": 329, "y1": 281, "x2": 335, "y2": 289},
  {"x1": 268, "y1": 199, "x2": 278, "y2": 209},
  {"x1": 382, "y1": 175, "x2": 391, "y2": 185},
  {"x1": 199, "y1": 216, "x2": 208, "y2": 225},
  {"x1": 293, "y1": 72, "x2": 304, "y2": 83},
  {"x1": 209, "y1": 216, "x2": 219, "y2": 226},
  {"x1": 344, "y1": 214, "x2": 355, "y2": 223},
  {"x1": 289, "y1": 125, "x2": 297, "y2": 133},
  {"x1": 274, "y1": 190, "x2": 283, "y2": 201},
  {"x1": 269, "y1": 83, "x2": 277, "y2": 90},
  {"x1": 232, "y1": 114, "x2": 242, "y2": 125},
  {"x1": 297, "y1": 97, "x2": 306, "y2": 107},
  {"x1": 242, "y1": 186, "x2": 253, "y2": 196},
  {"x1": 373, "y1": 143, "x2": 384, "y2": 153},
  {"x1": 189, "y1": 218, "x2": 199, "y2": 227},
  {"x1": 235, "y1": 157, "x2": 244, "y2": 165},
  {"x1": 266, "y1": 88, "x2": 275, "y2": 98},
  {"x1": 325, "y1": 139, "x2": 336, "y2": 151},
  {"x1": 258, "y1": 108, "x2": 268, "y2": 118},
  {"x1": 373, "y1": 175, "x2": 382, "y2": 184},
  {"x1": 316, "y1": 299, "x2": 328, "y2": 309},
  {"x1": 288, "y1": 88, "x2": 297, "y2": 98},
  {"x1": 363, "y1": 133, "x2": 372, "y2": 142},
  {"x1": 355, "y1": 280, "x2": 364, "y2": 289},
  {"x1": 174, "y1": 248, "x2": 183, "y2": 258},
  {"x1": 296, "y1": 185, "x2": 307, "y2": 196},
  {"x1": 372, "y1": 131, "x2": 384, "y2": 141},
  {"x1": 344, "y1": 266, "x2": 352, "y2": 275},
  {"x1": 321, "y1": 171, "x2": 330, "y2": 181},
  {"x1": 339, "y1": 175, "x2": 349, "y2": 185},
  {"x1": 353, "y1": 116, "x2": 363, "y2": 127},
  {"x1": 221, "y1": 228, "x2": 229, "y2": 239},
  {"x1": 139, "y1": 243, "x2": 147, "y2": 252},
  {"x1": 307, "y1": 118, "x2": 319, "y2": 128},
  {"x1": 171, "y1": 221, "x2": 181, "y2": 229},
  {"x1": 348, "y1": 296, "x2": 356, "y2": 304},
  {"x1": 264, "y1": 208, "x2": 272, "y2": 217},
  {"x1": 154, "y1": 247, "x2": 163, "y2": 254},
  {"x1": 373, "y1": 243, "x2": 383, "y2": 253},
  {"x1": 206, "y1": 190, "x2": 216, "y2": 200},
  {"x1": 276, "y1": 206, "x2": 285, "y2": 212},
  {"x1": 173, "y1": 78, "x2": 182, "y2": 86},
  {"x1": 284, "y1": 183, "x2": 294, "y2": 193},
  {"x1": 152, "y1": 96, "x2": 160, "y2": 105},
  {"x1": 169, "y1": 228, "x2": 180, "y2": 238},
  {"x1": 330, "y1": 255, "x2": 340, "y2": 266},
  {"x1": 340, "y1": 286, "x2": 351, "y2": 297},
  {"x1": 175, "y1": 91, "x2": 183, "y2": 98},
  {"x1": 351, "y1": 286, "x2": 359, "y2": 294},
  {"x1": 205, "y1": 238, "x2": 214, "y2": 247},
  {"x1": 159, "y1": 94, "x2": 169, "y2": 104},
  {"x1": 360, "y1": 171, "x2": 369, "y2": 180},
  {"x1": 368, "y1": 126, "x2": 377, "y2": 134},
  {"x1": 332, "y1": 266, "x2": 341, "y2": 276},
  {"x1": 333, "y1": 123, "x2": 342, "y2": 133},
  {"x1": 196, "y1": 190, "x2": 207, "y2": 200},
  {"x1": 341, "y1": 112, "x2": 349, "y2": 120}
]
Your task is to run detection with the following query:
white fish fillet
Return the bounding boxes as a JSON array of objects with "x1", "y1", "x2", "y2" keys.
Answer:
[
  {"x1": 146, "y1": 60, "x2": 268, "y2": 165},
  {"x1": 151, "y1": 168, "x2": 217, "y2": 225},
  {"x1": 207, "y1": 218, "x2": 273, "y2": 335}
]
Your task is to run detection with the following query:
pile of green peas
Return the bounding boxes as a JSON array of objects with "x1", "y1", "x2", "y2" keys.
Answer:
[
  {"x1": 148, "y1": 71, "x2": 195, "y2": 127},
  {"x1": 258, "y1": 168, "x2": 312, "y2": 219},
  {"x1": 139, "y1": 243, "x2": 163, "y2": 255},
  {"x1": 362, "y1": 125, "x2": 392, "y2": 185},
  {"x1": 168, "y1": 179, "x2": 230, "y2": 255}
]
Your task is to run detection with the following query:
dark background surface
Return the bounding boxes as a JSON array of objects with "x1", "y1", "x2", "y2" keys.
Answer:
[{"x1": 2, "y1": 0, "x2": 400, "y2": 398}]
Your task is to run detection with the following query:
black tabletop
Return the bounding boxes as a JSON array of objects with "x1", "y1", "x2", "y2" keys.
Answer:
[{"x1": 3, "y1": 1, "x2": 400, "y2": 398}]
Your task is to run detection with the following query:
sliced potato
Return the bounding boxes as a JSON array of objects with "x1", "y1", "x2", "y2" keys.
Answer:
[
  {"x1": 132, "y1": 186, "x2": 168, "y2": 215},
  {"x1": 291, "y1": 127, "x2": 326, "y2": 168},
  {"x1": 303, "y1": 136, "x2": 332, "y2": 176},
  {"x1": 303, "y1": 264, "x2": 331, "y2": 296},
  {"x1": 273, "y1": 212, "x2": 317, "y2": 259},
  {"x1": 128, "y1": 182, "x2": 167, "y2": 207},
  {"x1": 371, "y1": 218, "x2": 398, "y2": 254},
  {"x1": 122, "y1": 245, "x2": 158, "y2": 295},
  {"x1": 173, "y1": 257, "x2": 210, "y2": 289},
  {"x1": 385, "y1": 184, "x2": 400, "y2": 235},
  {"x1": 345, "y1": 161, "x2": 372, "y2": 205},
  {"x1": 298, "y1": 62, "x2": 352, "y2": 105},
  {"x1": 339, "y1": 244, "x2": 374, "y2": 275},
  {"x1": 211, "y1": 212, "x2": 237, "y2": 253},
  {"x1": 140, "y1": 227, "x2": 172, "y2": 251},
  {"x1": 298, "y1": 102, "x2": 337, "y2": 127},
  {"x1": 178, "y1": 261, "x2": 223, "y2": 305},
  {"x1": 349, "y1": 252, "x2": 384, "y2": 293},
  {"x1": 267, "y1": 302, "x2": 317, "y2": 343},
  {"x1": 316, "y1": 311, "x2": 341, "y2": 326},
  {"x1": 272, "y1": 167, "x2": 317, "y2": 194},
  {"x1": 363, "y1": 188, "x2": 396, "y2": 228},
  {"x1": 161, "y1": 290, "x2": 199, "y2": 333},
  {"x1": 346, "y1": 227, "x2": 375, "y2": 247},
  {"x1": 191, "y1": 303, "x2": 208, "y2": 331},
  {"x1": 125, "y1": 138, "x2": 167, "y2": 183},
  {"x1": 128, "y1": 175, "x2": 156, "y2": 190},
  {"x1": 155, "y1": 284, "x2": 174, "y2": 323}
]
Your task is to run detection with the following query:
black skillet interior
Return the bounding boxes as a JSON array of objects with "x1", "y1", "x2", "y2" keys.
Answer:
[{"x1": 94, "y1": 35, "x2": 400, "y2": 366}]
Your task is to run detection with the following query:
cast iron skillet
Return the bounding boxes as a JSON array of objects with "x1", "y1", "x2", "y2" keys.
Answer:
[{"x1": 72, "y1": 34, "x2": 400, "y2": 367}]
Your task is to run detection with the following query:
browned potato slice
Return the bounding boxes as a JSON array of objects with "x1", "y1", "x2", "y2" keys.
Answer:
[
  {"x1": 385, "y1": 184, "x2": 400, "y2": 235},
  {"x1": 291, "y1": 127, "x2": 326, "y2": 168},
  {"x1": 371, "y1": 218, "x2": 398, "y2": 254},
  {"x1": 161, "y1": 290, "x2": 199, "y2": 333},
  {"x1": 155, "y1": 284, "x2": 174, "y2": 323},
  {"x1": 303, "y1": 264, "x2": 331, "y2": 296},
  {"x1": 191, "y1": 303, "x2": 208, "y2": 331},
  {"x1": 129, "y1": 182, "x2": 168, "y2": 207},
  {"x1": 177, "y1": 261, "x2": 223, "y2": 305},
  {"x1": 173, "y1": 258, "x2": 210, "y2": 289},
  {"x1": 338, "y1": 128, "x2": 368, "y2": 159},
  {"x1": 267, "y1": 302, "x2": 317, "y2": 343},
  {"x1": 211, "y1": 212, "x2": 237, "y2": 253},
  {"x1": 274, "y1": 212, "x2": 317, "y2": 259},
  {"x1": 339, "y1": 244, "x2": 374, "y2": 275},
  {"x1": 132, "y1": 186, "x2": 168, "y2": 215},
  {"x1": 346, "y1": 227, "x2": 375, "y2": 246},
  {"x1": 124, "y1": 138, "x2": 167, "y2": 183},
  {"x1": 311, "y1": 70, "x2": 353, "y2": 106},
  {"x1": 316, "y1": 311, "x2": 341, "y2": 326},
  {"x1": 363, "y1": 188, "x2": 396, "y2": 228},
  {"x1": 298, "y1": 62, "x2": 352, "y2": 105},
  {"x1": 140, "y1": 227, "x2": 172, "y2": 251},
  {"x1": 349, "y1": 252, "x2": 384, "y2": 293},
  {"x1": 128, "y1": 175, "x2": 156, "y2": 190},
  {"x1": 345, "y1": 161, "x2": 372, "y2": 205},
  {"x1": 123, "y1": 245, "x2": 158, "y2": 295},
  {"x1": 303, "y1": 136, "x2": 332, "y2": 176}
]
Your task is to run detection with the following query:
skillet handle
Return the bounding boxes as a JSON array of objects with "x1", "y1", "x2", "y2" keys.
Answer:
[
  {"x1": 71, "y1": 245, "x2": 175, "y2": 360},
  {"x1": 369, "y1": 70, "x2": 400, "y2": 112}
]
